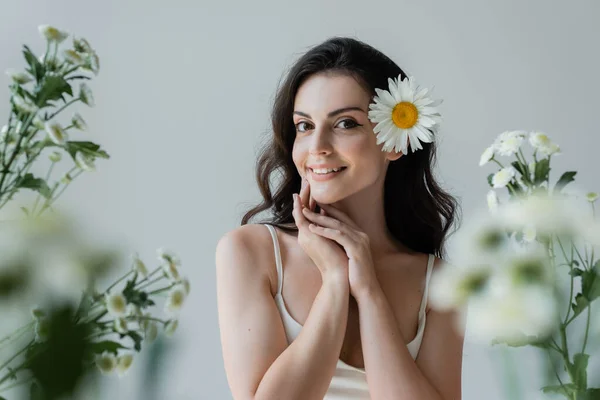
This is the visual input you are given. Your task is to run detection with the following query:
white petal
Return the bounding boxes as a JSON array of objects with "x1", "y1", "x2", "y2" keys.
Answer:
[{"x1": 374, "y1": 88, "x2": 397, "y2": 109}]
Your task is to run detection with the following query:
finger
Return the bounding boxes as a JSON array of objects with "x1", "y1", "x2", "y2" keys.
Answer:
[
  {"x1": 308, "y1": 223, "x2": 357, "y2": 250},
  {"x1": 301, "y1": 178, "x2": 310, "y2": 209},
  {"x1": 293, "y1": 193, "x2": 310, "y2": 229},
  {"x1": 302, "y1": 207, "x2": 359, "y2": 241},
  {"x1": 318, "y1": 204, "x2": 360, "y2": 230}
]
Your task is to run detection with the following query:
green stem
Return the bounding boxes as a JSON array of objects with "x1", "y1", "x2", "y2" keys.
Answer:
[
  {"x1": 581, "y1": 304, "x2": 591, "y2": 355},
  {"x1": 47, "y1": 98, "x2": 79, "y2": 121},
  {"x1": 104, "y1": 270, "x2": 133, "y2": 295},
  {"x1": 0, "y1": 339, "x2": 34, "y2": 385},
  {"x1": 147, "y1": 284, "x2": 174, "y2": 296},
  {"x1": 0, "y1": 322, "x2": 34, "y2": 351},
  {"x1": 136, "y1": 276, "x2": 163, "y2": 291},
  {"x1": 135, "y1": 266, "x2": 163, "y2": 287}
]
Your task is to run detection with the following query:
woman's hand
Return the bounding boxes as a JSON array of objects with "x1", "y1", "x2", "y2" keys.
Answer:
[
  {"x1": 301, "y1": 204, "x2": 379, "y2": 300},
  {"x1": 292, "y1": 178, "x2": 349, "y2": 281}
]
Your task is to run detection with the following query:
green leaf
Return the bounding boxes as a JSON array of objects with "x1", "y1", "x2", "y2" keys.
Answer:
[
  {"x1": 487, "y1": 173, "x2": 494, "y2": 188},
  {"x1": 543, "y1": 383, "x2": 576, "y2": 396},
  {"x1": 554, "y1": 171, "x2": 577, "y2": 193},
  {"x1": 572, "y1": 353, "x2": 589, "y2": 390},
  {"x1": 581, "y1": 267, "x2": 600, "y2": 303},
  {"x1": 576, "y1": 388, "x2": 600, "y2": 400},
  {"x1": 65, "y1": 141, "x2": 110, "y2": 160},
  {"x1": 126, "y1": 331, "x2": 144, "y2": 352},
  {"x1": 570, "y1": 268, "x2": 585, "y2": 277},
  {"x1": 572, "y1": 294, "x2": 590, "y2": 319},
  {"x1": 15, "y1": 173, "x2": 52, "y2": 199},
  {"x1": 89, "y1": 340, "x2": 127, "y2": 355},
  {"x1": 22, "y1": 45, "x2": 45, "y2": 82},
  {"x1": 534, "y1": 158, "x2": 550, "y2": 185},
  {"x1": 36, "y1": 75, "x2": 72, "y2": 107}
]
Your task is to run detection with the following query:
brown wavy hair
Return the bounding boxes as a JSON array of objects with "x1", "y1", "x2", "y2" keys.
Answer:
[{"x1": 241, "y1": 36, "x2": 461, "y2": 258}]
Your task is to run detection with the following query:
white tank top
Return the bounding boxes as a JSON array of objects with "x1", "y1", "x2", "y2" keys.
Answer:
[{"x1": 264, "y1": 224, "x2": 434, "y2": 399}]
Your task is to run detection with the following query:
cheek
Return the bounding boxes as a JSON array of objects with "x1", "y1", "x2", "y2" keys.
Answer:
[{"x1": 291, "y1": 140, "x2": 306, "y2": 171}]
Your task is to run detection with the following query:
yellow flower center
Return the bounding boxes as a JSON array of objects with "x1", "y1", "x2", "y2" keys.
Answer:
[{"x1": 391, "y1": 102, "x2": 418, "y2": 129}]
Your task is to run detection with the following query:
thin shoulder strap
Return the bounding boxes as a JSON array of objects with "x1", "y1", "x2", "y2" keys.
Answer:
[
  {"x1": 418, "y1": 254, "x2": 435, "y2": 317},
  {"x1": 264, "y1": 224, "x2": 284, "y2": 295}
]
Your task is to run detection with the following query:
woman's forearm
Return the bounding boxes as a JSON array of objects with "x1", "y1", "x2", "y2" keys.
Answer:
[
  {"x1": 356, "y1": 286, "x2": 443, "y2": 400},
  {"x1": 253, "y1": 272, "x2": 349, "y2": 400}
]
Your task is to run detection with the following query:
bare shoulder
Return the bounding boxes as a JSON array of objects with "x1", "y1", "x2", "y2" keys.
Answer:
[{"x1": 215, "y1": 223, "x2": 279, "y2": 296}]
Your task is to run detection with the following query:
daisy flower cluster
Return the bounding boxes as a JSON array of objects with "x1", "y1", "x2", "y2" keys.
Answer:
[
  {"x1": 0, "y1": 218, "x2": 191, "y2": 392},
  {"x1": 429, "y1": 129, "x2": 600, "y2": 397},
  {"x1": 92, "y1": 248, "x2": 191, "y2": 377},
  {"x1": 0, "y1": 24, "x2": 108, "y2": 215}
]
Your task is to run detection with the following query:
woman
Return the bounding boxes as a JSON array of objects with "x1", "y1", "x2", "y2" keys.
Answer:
[{"x1": 216, "y1": 36, "x2": 464, "y2": 400}]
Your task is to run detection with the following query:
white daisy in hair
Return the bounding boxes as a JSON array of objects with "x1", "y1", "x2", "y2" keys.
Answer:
[{"x1": 367, "y1": 74, "x2": 442, "y2": 154}]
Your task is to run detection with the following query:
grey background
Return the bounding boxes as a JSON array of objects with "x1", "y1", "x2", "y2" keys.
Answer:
[{"x1": 1, "y1": 0, "x2": 599, "y2": 399}]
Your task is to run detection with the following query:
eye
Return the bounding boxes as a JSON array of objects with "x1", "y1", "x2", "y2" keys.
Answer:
[
  {"x1": 295, "y1": 121, "x2": 312, "y2": 133},
  {"x1": 337, "y1": 119, "x2": 361, "y2": 129}
]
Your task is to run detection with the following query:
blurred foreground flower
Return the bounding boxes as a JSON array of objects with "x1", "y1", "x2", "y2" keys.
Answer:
[
  {"x1": 0, "y1": 214, "x2": 191, "y2": 396},
  {"x1": 430, "y1": 129, "x2": 600, "y2": 399}
]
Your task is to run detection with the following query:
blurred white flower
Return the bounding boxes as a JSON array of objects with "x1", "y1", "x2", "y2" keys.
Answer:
[
  {"x1": 114, "y1": 317, "x2": 128, "y2": 334},
  {"x1": 116, "y1": 353, "x2": 134, "y2": 377},
  {"x1": 165, "y1": 285, "x2": 187, "y2": 314},
  {"x1": 145, "y1": 321, "x2": 158, "y2": 343},
  {"x1": 45, "y1": 121, "x2": 68, "y2": 145},
  {"x1": 493, "y1": 130, "x2": 526, "y2": 157},
  {"x1": 105, "y1": 292, "x2": 127, "y2": 317},
  {"x1": 6, "y1": 69, "x2": 33, "y2": 84},
  {"x1": 13, "y1": 95, "x2": 38, "y2": 114},
  {"x1": 479, "y1": 146, "x2": 495, "y2": 166},
  {"x1": 429, "y1": 261, "x2": 493, "y2": 311},
  {"x1": 73, "y1": 37, "x2": 93, "y2": 54},
  {"x1": 492, "y1": 167, "x2": 516, "y2": 189},
  {"x1": 132, "y1": 253, "x2": 148, "y2": 278},
  {"x1": 79, "y1": 83, "x2": 95, "y2": 107},
  {"x1": 157, "y1": 248, "x2": 181, "y2": 266},
  {"x1": 83, "y1": 52, "x2": 100, "y2": 75},
  {"x1": 487, "y1": 190, "x2": 499, "y2": 213},
  {"x1": 529, "y1": 132, "x2": 561, "y2": 156},
  {"x1": 38, "y1": 25, "x2": 69, "y2": 43},
  {"x1": 522, "y1": 224, "x2": 537, "y2": 242},
  {"x1": 586, "y1": 192, "x2": 598, "y2": 203},
  {"x1": 96, "y1": 352, "x2": 117, "y2": 375},
  {"x1": 71, "y1": 113, "x2": 87, "y2": 130},
  {"x1": 181, "y1": 277, "x2": 191, "y2": 295},
  {"x1": 32, "y1": 115, "x2": 46, "y2": 130},
  {"x1": 63, "y1": 49, "x2": 85, "y2": 65},
  {"x1": 49, "y1": 151, "x2": 62, "y2": 163},
  {"x1": 164, "y1": 319, "x2": 178, "y2": 337},
  {"x1": 75, "y1": 152, "x2": 96, "y2": 171},
  {"x1": 34, "y1": 317, "x2": 50, "y2": 342},
  {"x1": 467, "y1": 282, "x2": 558, "y2": 344}
]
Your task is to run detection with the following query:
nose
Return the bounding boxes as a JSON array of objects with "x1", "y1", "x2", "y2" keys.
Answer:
[{"x1": 308, "y1": 126, "x2": 333, "y2": 156}]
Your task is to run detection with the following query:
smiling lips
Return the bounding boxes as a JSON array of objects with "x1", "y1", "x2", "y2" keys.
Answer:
[{"x1": 307, "y1": 166, "x2": 347, "y2": 182}]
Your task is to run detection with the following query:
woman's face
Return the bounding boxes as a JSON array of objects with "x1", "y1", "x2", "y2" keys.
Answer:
[{"x1": 292, "y1": 73, "x2": 401, "y2": 204}]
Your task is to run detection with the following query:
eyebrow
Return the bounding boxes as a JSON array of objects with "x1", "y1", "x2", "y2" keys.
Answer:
[{"x1": 293, "y1": 106, "x2": 366, "y2": 119}]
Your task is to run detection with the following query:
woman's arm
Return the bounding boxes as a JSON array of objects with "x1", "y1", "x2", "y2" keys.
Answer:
[
  {"x1": 356, "y1": 260, "x2": 464, "y2": 400},
  {"x1": 216, "y1": 224, "x2": 350, "y2": 400}
]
